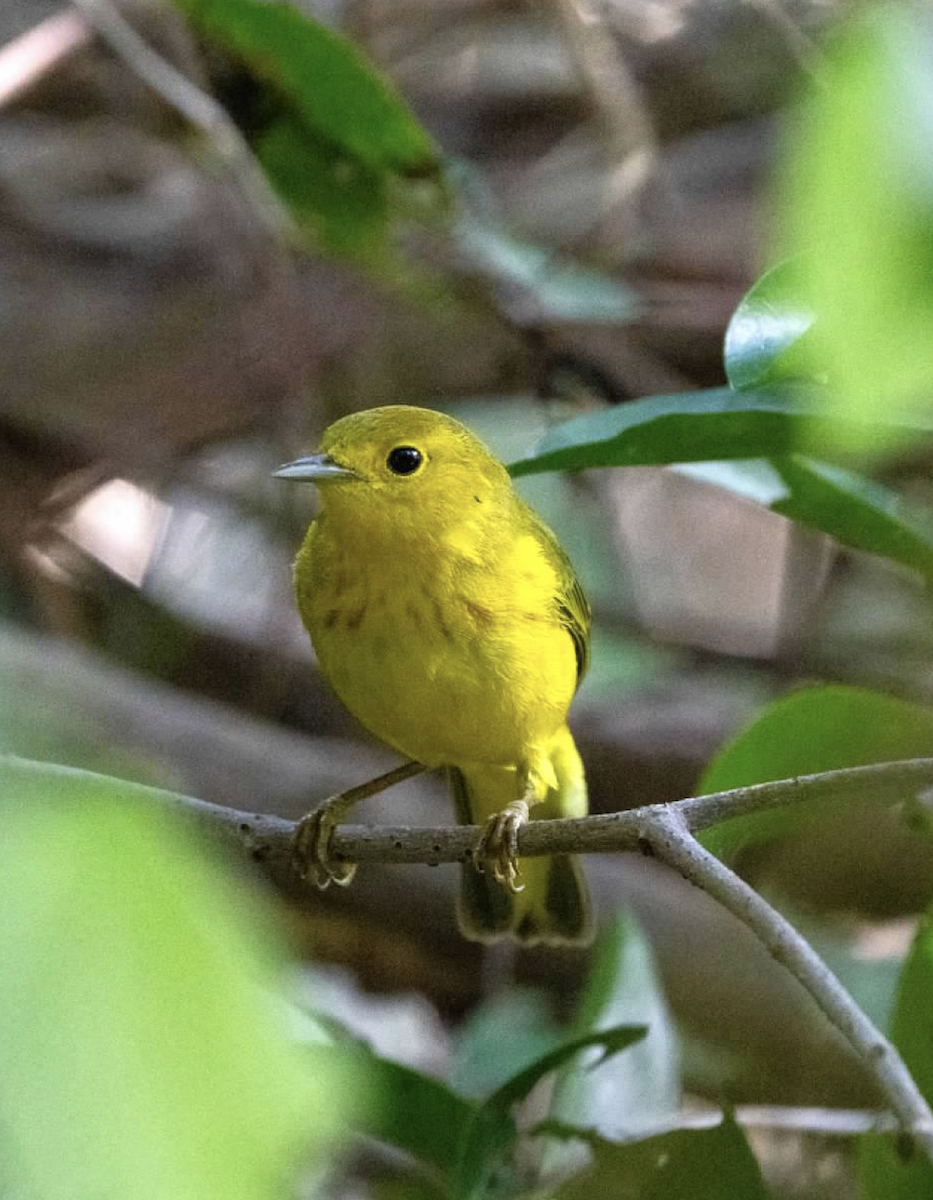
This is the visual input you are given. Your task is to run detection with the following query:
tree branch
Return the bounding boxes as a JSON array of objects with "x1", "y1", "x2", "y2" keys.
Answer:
[
  {"x1": 182, "y1": 757, "x2": 933, "y2": 868},
  {"x1": 640, "y1": 806, "x2": 933, "y2": 1157},
  {"x1": 171, "y1": 756, "x2": 933, "y2": 1158}
]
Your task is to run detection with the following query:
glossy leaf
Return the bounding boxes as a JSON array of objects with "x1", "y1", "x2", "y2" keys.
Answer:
[
  {"x1": 698, "y1": 686, "x2": 933, "y2": 859},
  {"x1": 772, "y1": 457, "x2": 933, "y2": 583},
  {"x1": 724, "y1": 258, "x2": 818, "y2": 391},
  {"x1": 511, "y1": 386, "x2": 933, "y2": 584},
  {"x1": 0, "y1": 756, "x2": 339, "y2": 1200},
  {"x1": 507, "y1": 387, "x2": 933, "y2": 479},
  {"x1": 781, "y1": 5, "x2": 933, "y2": 455}
]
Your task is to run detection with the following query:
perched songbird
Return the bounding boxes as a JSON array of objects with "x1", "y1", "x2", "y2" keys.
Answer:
[{"x1": 275, "y1": 406, "x2": 593, "y2": 945}]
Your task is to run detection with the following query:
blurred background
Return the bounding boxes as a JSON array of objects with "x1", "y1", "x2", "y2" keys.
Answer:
[{"x1": 3, "y1": 0, "x2": 931, "y2": 1193}]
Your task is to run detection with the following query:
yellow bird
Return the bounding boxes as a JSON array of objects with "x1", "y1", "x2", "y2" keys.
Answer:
[{"x1": 275, "y1": 405, "x2": 593, "y2": 945}]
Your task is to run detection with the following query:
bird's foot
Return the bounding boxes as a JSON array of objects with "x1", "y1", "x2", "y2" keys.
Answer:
[
  {"x1": 292, "y1": 800, "x2": 358, "y2": 890},
  {"x1": 290, "y1": 761, "x2": 425, "y2": 889},
  {"x1": 475, "y1": 800, "x2": 529, "y2": 894}
]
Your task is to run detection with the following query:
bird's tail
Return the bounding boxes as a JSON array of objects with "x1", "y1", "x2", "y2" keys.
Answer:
[{"x1": 450, "y1": 724, "x2": 593, "y2": 946}]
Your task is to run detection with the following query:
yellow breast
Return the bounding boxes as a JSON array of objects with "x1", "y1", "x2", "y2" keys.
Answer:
[{"x1": 297, "y1": 517, "x2": 578, "y2": 770}]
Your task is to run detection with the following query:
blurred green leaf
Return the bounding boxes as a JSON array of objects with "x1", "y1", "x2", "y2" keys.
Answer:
[
  {"x1": 173, "y1": 0, "x2": 436, "y2": 172},
  {"x1": 0, "y1": 756, "x2": 342, "y2": 1200},
  {"x1": 771, "y1": 457, "x2": 933, "y2": 583},
  {"x1": 546, "y1": 1112, "x2": 771, "y2": 1199},
  {"x1": 310, "y1": 1044, "x2": 475, "y2": 1179},
  {"x1": 169, "y1": 0, "x2": 440, "y2": 256},
  {"x1": 858, "y1": 906, "x2": 933, "y2": 1198},
  {"x1": 456, "y1": 219, "x2": 640, "y2": 322},
  {"x1": 451, "y1": 989, "x2": 564, "y2": 1099},
  {"x1": 507, "y1": 387, "x2": 933, "y2": 479},
  {"x1": 455, "y1": 1024, "x2": 647, "y2": 1200},
  {"x1": 698, "y1": 686, "x2": 933, "y2": 859},
  {"x1": 549, "y1": 913, "x2": 680, "y2": 1141},
  {"x1": 724, "y1": 258, "x2": 818, "y2": 392},
  {"x1": 781, "y1": 5, "x2": 933, "y2": 455},
  {"x1": 255, "y1": 115, "x2": 387, "y2": 256}
]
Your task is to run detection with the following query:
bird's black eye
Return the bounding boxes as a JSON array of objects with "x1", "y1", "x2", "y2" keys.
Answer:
[{"x1": 386, "y1": 446, "x2": 423, "y2": 476}]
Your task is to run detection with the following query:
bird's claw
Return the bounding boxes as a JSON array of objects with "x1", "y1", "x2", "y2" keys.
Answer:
[
  {"x1": 292, "y1": 807, "x2": 357, "y2": 890},
  {"x1": 475, "y1": 801, "x2": 529, "y2": 894}
]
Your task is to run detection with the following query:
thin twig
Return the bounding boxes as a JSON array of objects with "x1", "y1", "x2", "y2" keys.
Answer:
[
  {"x1": 640, "y1": 806, "x2": 933, "y2": 1157},
  {"x1": 70, "y1": 0, "x2": 298, "y2": 244},
  {"x1": 549, "y1": 0, "x2": 656, "y2": 237}
]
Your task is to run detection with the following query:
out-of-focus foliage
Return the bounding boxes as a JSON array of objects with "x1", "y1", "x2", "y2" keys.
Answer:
[
  {"x1": 0, "y1": 756, "x2": 347, "y2": 1200},
  {"x1": 781, "y1": 5, "x2": 933, "y2": 457},
  {"x1": 170, "y1": 0, "x2": 442, "y2": 259},
  {"x1": 697, "y1": 685, "x2": 933, "y2": 858},
  {"x1": 549, "y1": 912, "x2": 680, "y2": 1141},
  {"x1": 858, "y1": 907, "x2": 933, "y2": 1198},
  {"x1": 548, "y1": 1113, "x2": 771, "y2": 1199}
]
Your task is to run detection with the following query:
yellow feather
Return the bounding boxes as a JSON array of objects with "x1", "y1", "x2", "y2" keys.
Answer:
[{"x1": 289, "y1": 405, "x2": 593, "y2": 945}]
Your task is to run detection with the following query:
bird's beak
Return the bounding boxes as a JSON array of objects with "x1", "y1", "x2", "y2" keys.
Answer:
[{"x1": 272, "y1": 454, "x2": 358, "y2": 481}]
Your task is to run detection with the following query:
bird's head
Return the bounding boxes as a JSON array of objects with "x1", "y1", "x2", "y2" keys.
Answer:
[{"x1": 274, "y1": 406, "x2": 511, "y2": 529}]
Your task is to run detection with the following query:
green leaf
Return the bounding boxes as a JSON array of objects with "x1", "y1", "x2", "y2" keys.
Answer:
[
  {"x1": 698, "y1": 686, "x2": 933, "y2": 859},
  {"x1": 451, "y1": 989, "x2": 564, "y2": 1099},
  {"x1": 548, "y1": 913, "x2": 680, "y2": 1140},
  {"x1": 454, "y1": 1024, "x2": 647, "y2": 1200},
  {"x1": 858, "y1": 906, "x2": 933, "y2": 1198},
  {"x1": 771, "y1": 457, "x2": 933, "y2": 583},
  {"x1": 255, "y1": 114, "x2": 387, "y2": 256},
  {"x1": 316, "y1": 1044, "x2": 476, "y2": 1178},
  {"x1": 455, "y1": 220, "x2": 640, "y2": 323},
  {"x1": 547, "y1": 1112, "x2": 771, "y2": 1199},
  {"x1": 0, "y1": 756, "x2": 345, "y2": 1200},
  {"x1": 509, "y1": 381, "x2": 933, "y2": 583},
  {"x1": 683, "y1": 456, "x2": 933, "y2": 585},
  {"x1": 487, "y1": 1025, "x2": 648, "y2": 1115},
  {"x1": 168, "y1": 0, "x2": 441, "y2": 257},
  {"x1": 724, "y1": 258, "x2": 818, "y2": 391},
  {"x1": 507, "y1": 387, "x2": 933, "y2": 479},
  {"x1": 173, "y1": 0, "x2": 436, "y2": 173},
  {"x1": 781, "y1": 5, "x2": 933, "y2": 456}
]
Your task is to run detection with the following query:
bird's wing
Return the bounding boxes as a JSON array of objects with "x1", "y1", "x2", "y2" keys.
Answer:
[{"x1": 529, "y1": 510, "x2": 592, "y2": 688}]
